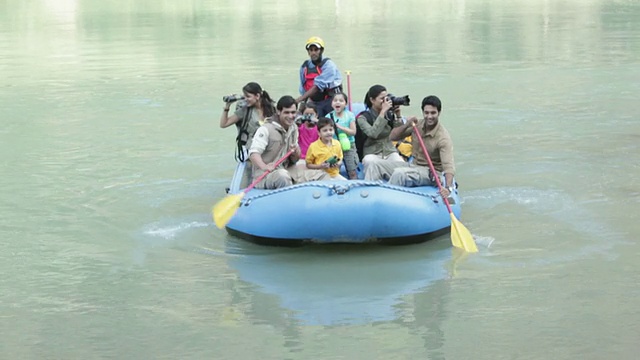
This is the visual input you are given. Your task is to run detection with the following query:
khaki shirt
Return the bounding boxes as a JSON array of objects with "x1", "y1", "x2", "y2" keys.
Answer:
[
  {"x1": 398, "y1": 120, "x2": 455, "y2": 176},
  {"x1": 248, "y1": 120, "x2": 299, "y2": 178}
]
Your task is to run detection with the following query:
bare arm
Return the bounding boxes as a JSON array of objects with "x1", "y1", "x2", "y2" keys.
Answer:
[
  {"x1": 296, "y1": 85, "x2": 320, "y2": 103},
  {"x1": 219, "y1": 103, "x2": 241, "y2": 128},
  {"x1": 443, "y1": 173, "x2": 454, "y2": 189},
  {"x1": 336, "y1": 119, "x2": 356, "y2": 136},
  {"x1": 439, "y1": 173, "x2": 455, "y2": 198},
  {"x1": 306, "y1": 161, "x2": 330, "y2": 170}
]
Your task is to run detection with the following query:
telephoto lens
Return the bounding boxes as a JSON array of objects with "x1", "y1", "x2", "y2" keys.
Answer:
[
  {"x1": 388, "y1": 94, "x2": 410, "y2": 107},
  {"x1": 223, "y1": 94, "x2": 245, "y2": 103}
]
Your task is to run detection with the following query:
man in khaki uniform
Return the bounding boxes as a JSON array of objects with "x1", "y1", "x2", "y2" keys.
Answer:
[
  {"x1": 249, "y1": 96, "x2": 328, "y2": 189},
  {"x1": 388, "y1": 95, "x2": 456, "y2": 199}
]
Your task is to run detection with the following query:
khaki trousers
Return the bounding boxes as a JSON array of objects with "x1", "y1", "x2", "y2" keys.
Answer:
[{"x1": 362, "y1": 153, "x2": 406, "y2": 181}]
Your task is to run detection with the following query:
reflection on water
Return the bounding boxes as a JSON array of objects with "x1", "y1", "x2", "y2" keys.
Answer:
[{"x1": 224, "y1": 241, "x2": 452, "y2": 326}]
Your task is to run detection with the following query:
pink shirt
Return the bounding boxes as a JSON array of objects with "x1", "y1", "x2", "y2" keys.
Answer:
[{"x1": 298, "y1": 123, "x2": 319, "y2": 159}]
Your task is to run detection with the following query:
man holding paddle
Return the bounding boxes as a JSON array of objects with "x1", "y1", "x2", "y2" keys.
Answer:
[
  {"x1": 248, "y1": 95, "x2": 329, "y2": 189},
  {"x1": 388, "y1": 95, "x2": 455, "y2": 199},
  {"x1": 389, "y1": 95, "x2": 478, "y2": 252},
  {"x1": 248, "y1": 96, "x2": 302, "y2": 189}
]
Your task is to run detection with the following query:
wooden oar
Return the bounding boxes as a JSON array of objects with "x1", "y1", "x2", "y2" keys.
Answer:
[
  {"x1": 412, "y1": 123, "x2": 478, "y2": 253},
  {"x1": 213, "y1": 149, "x2": 294, "y2": 229}
]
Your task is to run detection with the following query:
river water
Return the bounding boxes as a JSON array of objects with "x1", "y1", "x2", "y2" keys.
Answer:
[{"x1": 1, "y1": 0, "x2": 639, "y2": 359}]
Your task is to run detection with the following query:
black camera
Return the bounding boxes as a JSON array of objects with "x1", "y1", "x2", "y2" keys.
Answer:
[
  {"x1": 295, "y1": 114, "x2": 315, "y2": 124},
  {"x1": 384, "y1": 94, "x2": 410, "y2": 125},
  {"x1": 223, "y1": 94, "x2": 245, "y2": 103},
  {"x1": 388, "y1": 94, "x2": 410, "y2": 107}
]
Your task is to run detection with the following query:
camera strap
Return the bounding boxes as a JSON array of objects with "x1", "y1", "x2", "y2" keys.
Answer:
[
  {"x1": 328, "y1": 112, "x2": 338, "y2": 132},
  {"x1": 235, "y1": 107, "x2": 252, "y2": 162}
]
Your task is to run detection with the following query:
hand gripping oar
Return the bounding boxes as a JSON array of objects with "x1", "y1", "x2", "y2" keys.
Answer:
[
  {"x1": 412, "y1": 123, "x2": 478, "y2": 253},
  {"x1": 212, "y1": 149, "x2": 294, "y2": 229}
]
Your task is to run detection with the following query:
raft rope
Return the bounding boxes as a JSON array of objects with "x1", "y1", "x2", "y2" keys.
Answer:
[{"x1": 240, "y1": 181, "x2": 440, "y2": 206}]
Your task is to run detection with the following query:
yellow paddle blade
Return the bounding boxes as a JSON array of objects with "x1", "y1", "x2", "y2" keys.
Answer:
[
  {"x1": 450, "y1": 213, "x2": 478, "y2": 253},
  {"x1": 212, "y1": 193, "x2": 245, "y2": 229}
]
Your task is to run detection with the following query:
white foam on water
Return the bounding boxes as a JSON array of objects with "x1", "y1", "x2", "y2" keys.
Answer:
[
  {"x1": 129, "y1": 219, "x2": 214, "y2": 266},
  {"x1": 462, "y1": 186, "x2": 628, "y2": 266},
  {"x1": 144, "y1": 221, "x2": 209, "y2": 240},
  {"x1": 473, "y1": 235, "x2": 495, "y2": 249}
]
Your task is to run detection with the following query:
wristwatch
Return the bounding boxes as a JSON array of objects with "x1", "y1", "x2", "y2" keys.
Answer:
[{"x1": 446, "y1": 186, "x2": 454, "y2": 193}]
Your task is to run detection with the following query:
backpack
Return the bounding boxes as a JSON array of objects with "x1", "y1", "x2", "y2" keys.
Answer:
[{"x1": 354, "y1": 110, "x2": 375, "y2": 162}]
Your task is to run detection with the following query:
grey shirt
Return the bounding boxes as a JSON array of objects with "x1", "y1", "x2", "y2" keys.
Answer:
[
  {"x1": 356, "y1": 109, "x2": 401, "y2": 157},
  {"x1": 234, "y1": 106, "x2": 264, "y2": 148}
]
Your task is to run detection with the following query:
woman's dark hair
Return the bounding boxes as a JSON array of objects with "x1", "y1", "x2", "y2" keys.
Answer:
[
  {"x1": 331, "y1": 92, "x2": 348, "y2": 104},
  {"x1": 364, "y1": 85, "x2": 387, "y2": 108},
  {"x1": 316, "y1": 116, "x2": 335, "y2": 130},
  {"x1": 421, "y1": 95, "x2": 442, "y2": 112},
  {"x1": 243, "y1": 82, "x2": 275, "y2": 118}
]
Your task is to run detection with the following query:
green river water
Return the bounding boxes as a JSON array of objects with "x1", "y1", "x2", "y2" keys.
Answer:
[{"x1": 1, "y1": 0, "x2": 639, "y2": 359}]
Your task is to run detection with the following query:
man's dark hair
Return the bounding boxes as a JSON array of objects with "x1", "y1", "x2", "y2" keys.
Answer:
[
  {"x1": 421, "y1": 95, "x2": 442, "y2": 112},
  {"x1": 277, "y1": 95, "x2": 297, "y2": 111}
]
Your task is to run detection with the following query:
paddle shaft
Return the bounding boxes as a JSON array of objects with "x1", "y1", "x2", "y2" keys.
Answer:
[
  {"x1": 244, "y1": 149, "x2": 294, "y2": 193},
  {"x1": 412, "y1": 123, "x2": 477, "y2": 252},
  {"x1": 412, "y1": 123, "x2": 454, "y2": 214},
  {"x1": 346, "y1": 71, "x2": 352, "y2": 111}
]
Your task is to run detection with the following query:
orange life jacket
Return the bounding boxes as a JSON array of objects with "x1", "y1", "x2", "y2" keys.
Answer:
[{"x1": 302, "y1": 58, "x2": 330, "y2": 102}]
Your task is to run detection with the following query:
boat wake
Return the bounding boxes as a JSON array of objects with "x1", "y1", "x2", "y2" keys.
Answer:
[
  {"x1": 462, "y1": 186, "x2": 628, "y2": 266},
  {"x1": 143, "y1": 221, "x2": 209, "y2": 240}
]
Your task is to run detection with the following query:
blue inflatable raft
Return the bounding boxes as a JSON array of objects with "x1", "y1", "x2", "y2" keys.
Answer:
[{"x1": 223, "y1": 161, "x2": 462, "y2": 246}]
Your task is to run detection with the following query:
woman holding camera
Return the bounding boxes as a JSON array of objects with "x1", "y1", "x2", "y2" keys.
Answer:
[
  {"x1": 355, "y1": 84, "x2": 406, "y2": 181},
  {"x1": 220, "y1": 82, "x2": 276, "y2": 162}
]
